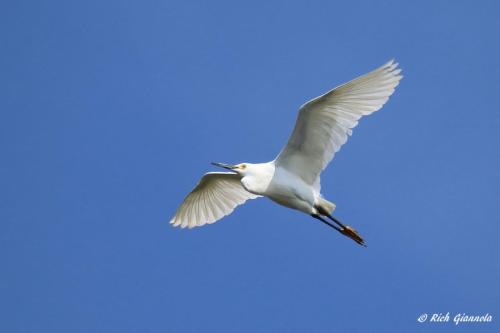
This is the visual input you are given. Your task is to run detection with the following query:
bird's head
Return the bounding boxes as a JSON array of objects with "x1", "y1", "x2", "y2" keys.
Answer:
[{"x1": 211, "y1": 162, "x2": 252, "y2": 176}]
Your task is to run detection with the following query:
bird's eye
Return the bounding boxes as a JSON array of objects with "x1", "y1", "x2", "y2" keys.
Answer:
[{"x1": 240, "y1": 164, "x2": 246, "y2": 169}]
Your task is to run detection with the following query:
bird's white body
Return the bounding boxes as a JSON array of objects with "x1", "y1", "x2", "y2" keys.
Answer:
[
  {"x1": 170, "y1": 60, "x2": 403, "y2": 242},
  {"x1": 240, "y1": 162, "x2": 321, "y2": 215}
]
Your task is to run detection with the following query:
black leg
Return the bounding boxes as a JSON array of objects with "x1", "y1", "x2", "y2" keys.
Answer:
[
  {"x1": 325, "y1": 213, "x2": 347, "y2": 229},
  {"x1": 314, "y1": 205, "x2": 346, "y2": 229},
  {"x1": 311, "y1": 214, "x2": 343, "y2": 233},
  {"x1": 312, "y1": 213, "x2": 366, "y2": 247}
]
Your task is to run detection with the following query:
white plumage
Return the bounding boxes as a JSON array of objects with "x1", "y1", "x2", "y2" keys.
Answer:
[
  {"x1": 170, "y1": 60, "x2": 403, "y2": 246},
  {"x1": 170, "y1": 172, "x2": 260, "y2": 228}
]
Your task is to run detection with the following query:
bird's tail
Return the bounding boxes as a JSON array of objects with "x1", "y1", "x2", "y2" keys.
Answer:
[{"x1": 315, "y1": 197, "x2": 336, "y2": 215}]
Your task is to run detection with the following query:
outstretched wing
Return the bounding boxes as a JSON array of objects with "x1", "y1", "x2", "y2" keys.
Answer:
[
  {"x1": 170, "y1": 172, "x2": 260, "y2": 228},
  {"x1": 275, "y1": 60, "x2": 402, "y2": 189}
]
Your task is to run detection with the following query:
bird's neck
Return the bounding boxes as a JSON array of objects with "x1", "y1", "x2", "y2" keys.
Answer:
[{"x1": 241, "y1": 162, "x2": 275, "y2": 195}]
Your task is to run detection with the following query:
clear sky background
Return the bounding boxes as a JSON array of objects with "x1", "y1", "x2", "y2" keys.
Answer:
[{"x1": 1, "y1": 1, "x2": 499, "y2": 332}]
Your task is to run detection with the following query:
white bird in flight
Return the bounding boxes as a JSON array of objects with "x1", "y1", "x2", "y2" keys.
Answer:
[{"x1": 170, "y1": 60, "x2": 402, "y2": 246}]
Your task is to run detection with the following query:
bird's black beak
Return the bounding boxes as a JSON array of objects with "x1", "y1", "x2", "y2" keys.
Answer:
[{"x1": 211, "y1": 162, "x2": 237, "y2": 171}]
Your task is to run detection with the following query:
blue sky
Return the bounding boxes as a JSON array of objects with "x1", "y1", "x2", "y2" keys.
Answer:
[{"x1": 1, "y1": 0, "x2": 499, "y2": 332}]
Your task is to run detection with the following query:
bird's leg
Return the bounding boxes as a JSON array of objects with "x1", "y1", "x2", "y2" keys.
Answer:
[
  {"x1": 311, "y1": 214, "x2": 343, "y2": 233},
  {"x1": 313, "y1": 207, "x2": 366, "y2": 247},
  {"x1": 326, "y1": 213, "x2": 346, "y2": 229},
  {"x1": 325, "y1": 214, "x2": 366, "y2": 247},
  {"x1": 315, "y1": 205, "x2": 345, "y2": 229}
]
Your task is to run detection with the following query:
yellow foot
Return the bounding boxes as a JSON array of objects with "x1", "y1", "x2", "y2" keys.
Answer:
[{"x1": 341, "y1": 225, "x2": 366, "y2": 247}]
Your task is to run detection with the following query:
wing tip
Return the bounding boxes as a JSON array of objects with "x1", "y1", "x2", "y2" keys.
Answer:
[
  {"x1": 170, "y1": 217, "x2": 194, "y2": 229},
  {"x1": 381, "y1": 59, "x2": 403, "y2": 85},
  {"x1": 385, "y1": 58, "x2": 402, "y2": 74},
  {"x1": 169, "y1": 214, "x2": 219, "y2": 229},
  {"x1": 384, "y1": 58, "x2": 395, "y2": 67},
  {"x1": 169, "y1": 218, "x2": 181, "y2": 228}
]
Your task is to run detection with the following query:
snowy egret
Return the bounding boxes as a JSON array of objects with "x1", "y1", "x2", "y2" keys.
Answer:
[{"x1": 170, "y1": 60, "x2": 402, "y2": 246}]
